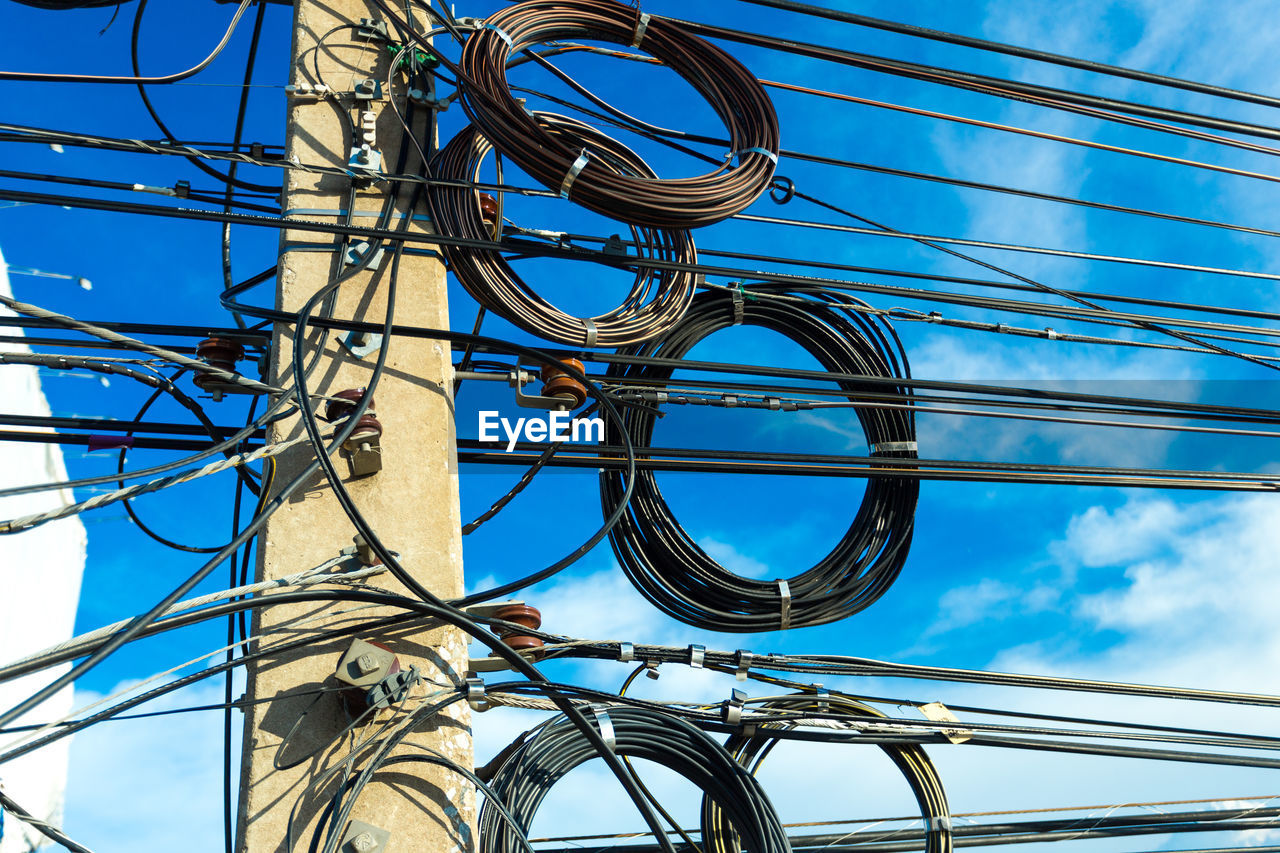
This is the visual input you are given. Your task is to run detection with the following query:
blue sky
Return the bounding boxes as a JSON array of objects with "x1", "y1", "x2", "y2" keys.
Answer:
[{"x1": 4, "y1": 0, "x2": 1280, "y2": 850}]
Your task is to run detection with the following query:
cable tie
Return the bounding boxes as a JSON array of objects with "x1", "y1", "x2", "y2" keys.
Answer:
[
  {"x1": 560, "y1": 150, "x2": 591, "y2": 198},
  {"x1": 729, "y1": 146, "x2": 779, "y2": 165},
  {"x1": 590, "y1": 705, "x2": 616, "y2": 752},
  {"x1": 630, "y1": 11, "x2": 651, "y2": 47},
  {"x1": 722, "y1": 688, "x2": 748, "y2": 726},
  {"x1": 777, "y1": 579, "x2": 792, "y2": 630},
  {"x1": 688, "y1": 644, "x2": 705, "y2": 669},
  {"x1": 581, "y1": 317, "x2": 598, "y2": 348},
  {"x1": 730, "y1": 285, "x2": 744, "y2": 325},
  {"x1": 871, "y1": 441, "x2": 918, "y2": 454},
  {"x1": 618, "y1": 642, "x2": 635, "y2": 662},
  {"x1": 465, "y1": 677, "x2": 490, "y2": 711},
  {"x1": 483, "y1": 23, "x2": 514, "y2": 49},
  {"x1": 734, "y1": 650, "x2": 754, "y2": 681}
]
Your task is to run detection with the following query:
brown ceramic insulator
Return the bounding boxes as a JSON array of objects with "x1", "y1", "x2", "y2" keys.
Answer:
[
  {"x1": 346, "y1": 414, "x2": 383, "y2": 442},
  {"x1": 494, "y1": 604, "x2": 544, "y2": 651},
  {"x1": 193, "y1": 337, "x2": 244, "y2": 390},
  {"x1": 325, "y1": 387, "x2": 374, "y2": 422},
  {"x1": 539, "y1": 359, "x2": 587, "y2": 409},
  {"x1": 478, "y1": 192, "x2": 499, "y2": 225}
]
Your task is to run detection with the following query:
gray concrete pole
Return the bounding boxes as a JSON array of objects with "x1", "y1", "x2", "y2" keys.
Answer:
[{"x1": 238, "y1": 3, "x2": 474, "y2": 851}]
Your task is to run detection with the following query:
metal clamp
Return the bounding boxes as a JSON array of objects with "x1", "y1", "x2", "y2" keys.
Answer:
[
  {"x1": 560, "y1": 150, "x2": 590, "y2": 198},
  {"x1": 631, "y1": 11, "x2": 651, "y2": 47},
  {"x1": 465, "y1": 677, "x2": 490, "y2": 711},
  {"x1": 590, "y1": 705, "x2": 616, "y2": 752},
  {"x1": 688, "y1": 644, "x2": 706, "y2": 669},
  {"x1": 722, "y1": 688, "x2": 748, "y2": 726},
  {"x1": 777, "y1": 580, "x2": 792, "y2": 631},
  {"x1": 618, "y1": 642, "x2": 635, "y2": 663},
  {"x1": 871, "y1": 441, "x2": 918, "y2": 454},
  {"x1": 734, "y1": 650, "x2": 754, "y2": 682},
  {"x1": 730, "y1": 285, "x2": 744, "y2": 325},
  {"x1": 812, "y1": 683, "x2": 829, "y2": 712},
  {"x1": 581, "y1": 317, "x2": 598, "y2": 348}
]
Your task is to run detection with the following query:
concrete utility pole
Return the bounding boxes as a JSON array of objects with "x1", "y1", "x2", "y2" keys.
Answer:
[{"x1": 238, "y1": 3, "x2": 474, "y2": 852}]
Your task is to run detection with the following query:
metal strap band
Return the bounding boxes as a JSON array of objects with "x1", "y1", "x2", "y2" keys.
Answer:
[
  {"x1": 688, "y1": 644, "x2": 705, "y2": 668},
  {"x1": 722, "y1": 688, "x2": 747, "y2": 726},
  {"x1": 813, "y1": 684, "x2": 829, "y2": 711},
  {"x1": 591, "y1": 706, "x2": 616, "y2": 752},
  {"x1": 777, "y1": 579, "x2": 792, "y2": 630},
  {"x1": 560, "y1": 150, "x2": 590, "y2": 198},
  {"x1": 872, "y1": 441, "x2": 918, "y2": 453},
  {"x1": 484, "y1": 23, "x2": 514, "y2": 48},
  {"x1": 619, "y1": 641, "x2": 635, "y2": 662},
  {"x1": 631, "y1": 11, "x2": 651, "y2": 47},
  {"x1": 732, "y1": 146, "x2": 779, "y2": 165},
  {"x1": 734, "y1": 650, "x2": 754, "y2": 681},
  {"x1": 582, "y1": 317, "x2": 598, "y2": 348},
  {"x1": 465, "y1": 677, "x2": 488, "y2": 711},
  {"x1": 930, "y1": 816, "x2": 953, "y2": 832},
  {"x1": 731, "y1": 287, "x2": 744, "y2": 325}
]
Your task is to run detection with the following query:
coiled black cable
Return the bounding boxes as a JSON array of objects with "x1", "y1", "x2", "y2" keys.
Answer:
[
  {"x1": 429, "y1": 113, "x2": 698, "y2": 346},
  {"x1": 457, "y1": 0, "x2": 779, "y2": 229},
  {"x1": 480, "y1": 706, "x2": 791, "y2": 853},
  {"x1": 703, "y1": 696, "x2": 951, "y2": 853},
  {"x1": 599, "y1": 284, "x2": 918, "y2": 631}
]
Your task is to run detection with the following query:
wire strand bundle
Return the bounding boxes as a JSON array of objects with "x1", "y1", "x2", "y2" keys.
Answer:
[
  {"x1": 703, "y1": 696, "x2": 951, "y2": 853},
  {"x1": 599, "y1": 285, "x2": 919, "y2": 631},
  {"x1": 430, "y1": 113, "x2": 698, "y2": 346},
  {"x1": 479, "y1": 706, "x2": 792, "y2": 853},
  {"x1": 457, "y1": 0, "x2": 780, "y2": 229}
]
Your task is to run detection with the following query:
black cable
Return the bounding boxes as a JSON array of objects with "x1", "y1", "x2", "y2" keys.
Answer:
[
  {"x1": 479, "y1": 706, "x2": 790, "y2": 853},
  {"x1": 130, "y1": 0, "x2": 279, "y2": 194}
]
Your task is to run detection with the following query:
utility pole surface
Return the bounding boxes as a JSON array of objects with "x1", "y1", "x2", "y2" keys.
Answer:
[{"x1": 238, "y1": 3, "x2": 474, "y2": 852}]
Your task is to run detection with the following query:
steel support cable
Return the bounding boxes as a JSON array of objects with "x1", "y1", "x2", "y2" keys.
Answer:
[
  {"x1": 456, "y1": 0, "x2": 779, "y2": 229},
  {"x1": 667, "y1": 15, "x2": 1280, "y2": 144},
  {"x1": 702, "y1": 696, "x2": 951, "y2": 853},
  {"x1": 564, "y1": 642, "x2": 1280, "y2": 709},
  {"x1": 732, "y1": 0, "x2": 1280, "y2": 110},
  {"x1": 28, "y1": 183, "x2": 1280, "y2": 401},
  {"x1": 0, "y1": 352, "x2": 265, "y2": 501},
  {"x1": 0, "y1": 787, "x2": 94, "y2": 853},
  {"x1": 479, "y1": 706, "x2": 791, "y2": 853},
  {"x1": 430, "y1": 113, "x2": 698, "y2": 346},
  {"x1": 600, "y1": 284, "x2": 918, "y2": 631}
]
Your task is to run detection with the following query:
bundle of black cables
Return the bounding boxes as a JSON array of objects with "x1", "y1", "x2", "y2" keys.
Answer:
[
  {"x1": 702, "y1": 695, "x2": 952, "y2": 853},
  {"x1": 429, "y1": 112, "x2": 699, "y2": 346},
  {"x1": 599, "y1": 284, "x2": 918, "y2": 631},
  {"x1": 480, "y1": 706, "x2": 791, "y2": 853},
  {"x1": 457, "y1": 0, "x2": 780, "y2": 229}
]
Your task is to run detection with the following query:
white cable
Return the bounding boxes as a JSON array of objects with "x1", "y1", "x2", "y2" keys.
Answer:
[{"x1": 0, "y1": 430, "x2": 329, "y2": 534}]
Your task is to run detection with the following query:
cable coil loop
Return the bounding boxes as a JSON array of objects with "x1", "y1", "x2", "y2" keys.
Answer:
[
  {"x1": 458, "y1": 0, "x2": 780, "y2": 229},
  {"x1": 429, "y1": 113, "x2": 699, "y2": 346},
  {"x1": 479, "y1": 706, "x2": 791, "y2": 853},
  {"x1": 599, "y1": 284, "x2": 919, "y2": 631}
]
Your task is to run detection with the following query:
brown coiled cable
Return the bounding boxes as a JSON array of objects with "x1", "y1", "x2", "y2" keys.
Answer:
[
  {"x1": 458, "y1": 0, "x2": 780, "y2": 230},
  {"x1": 429, "y1": 112, "x2": 699, "y2": 346}
]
